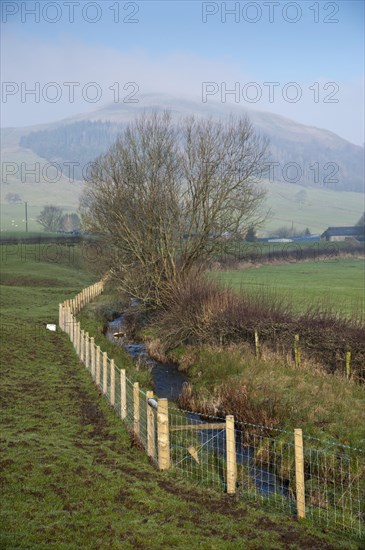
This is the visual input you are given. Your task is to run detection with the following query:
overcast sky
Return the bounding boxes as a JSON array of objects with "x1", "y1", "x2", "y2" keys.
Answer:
[{"x1": 1, "y1": 0, "x2": 364, "y2": 145}]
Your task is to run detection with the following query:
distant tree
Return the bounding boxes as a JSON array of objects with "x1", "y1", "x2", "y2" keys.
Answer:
[
  {"x1": 295, "y1": 190, "x2": 307, "y2": 208},
  {"x1": 61, "y1": 213, "x2": 80, "y2": 232},
  {"x1": 269, "y1": 225, "x2": 310, "y2": 238},
  {"x1": 269, "y1": 226, "x2": 295, "y2": 238},
  {"x1": 5, "y1": 192, "x2": 22, "y2": 204},
  {"x1": 356, "y1": 212, "x2": 365, "y2": 226},
  {"x1": 37, "y1": 205, "x2": 64, "y2": 232},
  {"x1": 355, "y1": 212, "x2": 365, "y2": 240},
  {"x1": 245, "y1": 226, "x2": 257, "y2": 242}
]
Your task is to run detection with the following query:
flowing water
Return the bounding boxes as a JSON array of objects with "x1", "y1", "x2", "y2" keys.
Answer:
[
  {"x1": 107, "y1": 313, "x2": 289, "y2": 498},
  {"x1": 108, "y1": 316, "x2": 187, "y2": 401}
]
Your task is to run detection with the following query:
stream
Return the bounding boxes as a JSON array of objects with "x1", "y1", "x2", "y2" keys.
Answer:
[
  {"x1": 107, "y1": 313, "x2": 289, "y2": 498},
  {"x1": 108, "y1": 317, "x2": 187, "y2": 401}
]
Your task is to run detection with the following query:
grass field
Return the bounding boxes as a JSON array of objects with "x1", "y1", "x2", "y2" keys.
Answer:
[
  {"x1": 1, "y1": 144, "x2": 363, "y2": 235},
  {"x1": 211, "y1": 258, "x2": 365, "y2": 317},
  {"x1": 0, "y1": 201, "x2": 80, "y2": 234},
  {"x1": 2, "y1": 249, "x2": 356, "y2": 548},
  {"x1": 261, "y1": 180, "x2": 364, "y2": 234},
  {"x1": 1, "y1": 146, "x2": 82, "y2": 233}
]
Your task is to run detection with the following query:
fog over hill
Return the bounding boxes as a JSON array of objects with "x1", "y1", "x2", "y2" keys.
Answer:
[{"x1": 2, "y1": 94, "x2": 364, "y2": 192}]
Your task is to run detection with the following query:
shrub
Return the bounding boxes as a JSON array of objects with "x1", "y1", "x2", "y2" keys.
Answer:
[{"x1": 157, "y1": 274, "x2": 365, "y2": 380}]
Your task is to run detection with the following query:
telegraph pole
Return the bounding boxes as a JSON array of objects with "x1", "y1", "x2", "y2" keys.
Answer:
[{"x1": 25, "y1": 202, "x2": 28, "y2": 232}]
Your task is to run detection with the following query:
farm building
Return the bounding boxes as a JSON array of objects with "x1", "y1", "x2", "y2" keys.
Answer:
[{"x1": 321, "y1": 226, "x2": 364, "y2": 242}]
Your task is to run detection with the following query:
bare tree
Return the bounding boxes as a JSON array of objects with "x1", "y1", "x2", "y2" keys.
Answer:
[
  {"x1": 5, "y1": 193, "x2": 22, "y2": 204},
  {"x1": 37, "y1": 205, "x2": 64, "y2": 232},
  {"x1": 81, "y1": 111, "x2": 269, "y2": 307},
  {"x1": 356, "y1": 212, "x2": 365, "y2": 226},
  {"x1": 61, "y1": 213, "x2": 81, "y2": 232},
  {"x1": 295, "y1": 189, "x2": 307, "y2": 208}
]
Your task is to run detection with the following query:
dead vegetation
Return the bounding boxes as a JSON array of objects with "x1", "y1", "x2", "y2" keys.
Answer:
[{"x1": 156, "y1": 275, "x2": 365, "y2": 381}]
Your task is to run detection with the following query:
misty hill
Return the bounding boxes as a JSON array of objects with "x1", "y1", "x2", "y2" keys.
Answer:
[
  {"x1": 19, "y1": 121, "x2": 121, "y2": 181},
  {"x1": 4, "y1": 94, "x2": 365, "y2": 191}
]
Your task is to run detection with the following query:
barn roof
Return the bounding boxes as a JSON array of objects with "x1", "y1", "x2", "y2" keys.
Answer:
[{"x1": 321, "y1": 226, "x2": 363, "y2": 238}]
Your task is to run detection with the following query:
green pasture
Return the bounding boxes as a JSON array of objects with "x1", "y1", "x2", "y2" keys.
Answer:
[
  {"x1": 212, "y1": 258, "x2": 365, "y2": 317},
  {"x1": 1, "y1": 146, "x2": 82, "y2": 233},
  {"x1": 1, "y1": 142, "x2": 363, "y2": 235},
  {"x1": 260, "y1": 179, "x2": 364, "y2": 234},
  {"x1": 0, "y1": 202, "x2": 81, "y2": 233},
  {"x1": 2, "y1": 246, "x2": 352, "y2": 549}
]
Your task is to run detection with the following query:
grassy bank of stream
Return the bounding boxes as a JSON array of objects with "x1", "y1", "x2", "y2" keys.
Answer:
[{"x1": 2, "y1": 249, "x2": 354, "y2": 548}]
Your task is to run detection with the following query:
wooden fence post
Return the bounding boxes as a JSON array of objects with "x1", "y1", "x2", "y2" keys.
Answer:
[
  {"x1": 64, "y1": 307, "x2": 68, "y2": 335},
  {"x1": 146, "y1": 391, "x2": 155, "y2": 460},
  {"x1": 110, "y1": 359, "x2": 115, "y2": 407},
  {"x1": 76, "y1": 322, "x2": 81, "y2": 357},
  {"x1": 294, "y1": 428, "x2": 306, "y2": 519},
  {"x1": 157, "y1": 398, "x2": 170, "y2": 471},
  {"x1": 80, "y1": 330, "x2": 85, "y2": 362},
  {"x1": 71, "y1": 315, "x2": 75, "y2": 345},
  {"x1": 69, "y1": 314, "x2": 74, "y2": 343},
  {"x1": 102, "y1": 352, "x2": 108, "y2": 395},
  {"x1": 133, "y1": 382, "x2": 140, "y2": 437},
  {"x1": 96, "y1": 345, "x2": 101, "y2": 387},
  {"x1": 73, "y1": 316, "x2": 78, "y2": 346},
  {"x1": 74, "y1": 321, "x2": 77, "y2": 354},
  {"x1": 254, "y1": 329, "x2": 260, "y2": 358},
  {"x1": 90, "y1": 337, "x2": 95, "y2": 378},
  {"x1": 66, "y1": 307, "x2": 70, "y2": 336},
  {"x1": 346, "y1": 351, "x2": 351, "y2": 381},
  {"x1": 226, "y1": 415, "x2": 237, "y2": 494},
  {"x1": 294, "y1": 334, "x2": 301, "y2": 368},
  {"x1": 85, "y1": 332, "x2": 89, "y2": 369},
  {"x1": 120, "y1": 369, "x2": 127, "y2": 419},
  {"x1": 74, "y1": 322, "x2": 78, "y2": 354},
  {"x1": 68, "y1": 309, "x2": 72, "y2": 338},
  {"x1": 58, "y1": 304, "x2": 63, "y2": 330}
]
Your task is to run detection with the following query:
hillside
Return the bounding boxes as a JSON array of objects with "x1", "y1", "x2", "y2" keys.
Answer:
[
  {"x1": 5, "y1": 94, "x2": 363, "y2": 192},
  {"x1": 1, "y1": 94, "x2": 364, "y2": 233}
]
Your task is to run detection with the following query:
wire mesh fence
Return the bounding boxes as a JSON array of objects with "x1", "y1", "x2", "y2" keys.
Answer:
[
  {"x1": 58, "y1": 283, "x2": 365, "y2": 541},
  {"x1": 169, "y1": 407, "x2": 227, "y2": 491},
  {"x1": 303, "y1": 440, "x2": 364, "y2": 536},
  {"x1": 125, "y1": 378, "x2": 134, "y2": 432}
]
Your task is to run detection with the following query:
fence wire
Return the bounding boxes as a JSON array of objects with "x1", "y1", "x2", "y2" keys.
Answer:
[
  {"x1": 125, "y1": 378, "x2": 134, "y2": 432},
  {"x1": 59, "y1": 287, "x2": 365, "y2": 541},
  {"x1": 304, "y1": 444, "x2": 364, "y2": 537},
  {"x1": 169, "y1": 407, "x2": 227, "y2": 491}
]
